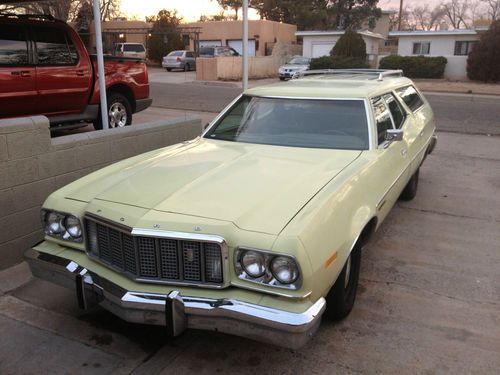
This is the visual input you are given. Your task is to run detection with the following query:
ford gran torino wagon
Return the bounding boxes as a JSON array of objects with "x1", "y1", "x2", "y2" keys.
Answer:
[{"x1": 26, "y1": 69, "x2": 437, "y2": 349}]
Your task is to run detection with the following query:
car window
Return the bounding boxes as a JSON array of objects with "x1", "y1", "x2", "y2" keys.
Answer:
[
  {"x1": 34, "y1": 26, "x2": 77, "y2": 66},
  {"x1": 0, "y1": 24, "x2": 29, "y2": 66},
  {"x1": 396, "y1": 85, "x2": 424, "y2": 112},
  {"x1": 383, "y1": 93, "x2": 406, "y2": 129},
  {"x1": 372, "y1": 97, "x2": 395, "y2": 145},
  {"x1": 168, "y1": 51, "x2": 183, "y2": 57},
  {"x1": 124, "y1": 44, "x2": 145, "y2": 52},
  {"x1": 199, "y1": 47, "x2": 214, "y2": 56},
  {"x1": 288, "y1": 57, "x2": 310, "y2": 65},
  {"x1": 205, "y1": 96, "x2": 369, "y2": 150}
]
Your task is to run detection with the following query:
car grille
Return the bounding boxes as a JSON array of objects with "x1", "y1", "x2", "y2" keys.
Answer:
[{"x1": 84, "y1": 216, "x2": 224, "y2": 287}]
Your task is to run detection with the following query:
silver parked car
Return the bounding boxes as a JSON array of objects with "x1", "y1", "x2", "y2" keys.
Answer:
[
  {"x1": 162, "y1": 50, "x2": 197, "y2": 71},
  {"x1": 278, "y1": 56, "x2": 311, "y2": 80}
]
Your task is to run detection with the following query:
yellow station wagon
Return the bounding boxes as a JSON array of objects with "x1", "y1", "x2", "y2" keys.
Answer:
[{"x1": 26, "y1": 69, "x2": 437, "y2": 349}]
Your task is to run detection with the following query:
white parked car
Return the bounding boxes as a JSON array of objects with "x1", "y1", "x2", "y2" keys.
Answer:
[
  {"x1": 278, "y1": 56, "x2": 311, "y2": 80},
  {"x1": 114, "y1": 43, "x2": 146, "y2": 59}
]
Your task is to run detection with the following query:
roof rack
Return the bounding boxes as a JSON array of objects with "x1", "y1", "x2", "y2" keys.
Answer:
[
  {"x1": 0, "y1": 13, "x2": 58, "y2": 22},
  {"x1": 292, "y1": 69, "x2": 404, "y2": 81}
]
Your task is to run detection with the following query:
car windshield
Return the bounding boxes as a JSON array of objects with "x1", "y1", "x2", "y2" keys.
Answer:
[
  {"x1": 205, "y1": 96, "x2": 369, "y2": 150},
  {"x1": 168, "y1": 51, "x2": 183, "y2": 57},
  {"x1": 288, "y1": 57, "x2": 310, "y2": 65}
]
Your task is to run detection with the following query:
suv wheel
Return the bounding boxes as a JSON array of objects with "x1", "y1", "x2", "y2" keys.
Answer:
[
  {"x1": 94, "y1": 92, "x2": 132, "y2": 130},
  {"x1": 324, "y1": 244, "x2": 362, "y2": 320}
]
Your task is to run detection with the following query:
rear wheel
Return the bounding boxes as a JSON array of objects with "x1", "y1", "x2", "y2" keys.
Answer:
[
  {"x1": 324, "y1": 244, "x2": 362, "y2": 320},
  {"x1": 94, "y1": 92, "x2": 132, "y2": 130},
  {"x1": 400, "y1": 168, "x2": 419, "y2": 201}
]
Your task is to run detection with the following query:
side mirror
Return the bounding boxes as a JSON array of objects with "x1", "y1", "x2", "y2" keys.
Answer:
[{"x1": 385, "y1": 129, "x2": 404, "y2": 142}]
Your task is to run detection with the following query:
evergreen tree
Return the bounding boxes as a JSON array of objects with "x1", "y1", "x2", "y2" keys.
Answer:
[
  {"x1": 331, "y1": 28, "x2": 366, "y2": 59},
  {"x1": 467, "y1": 20, "x2": 500, "y2": 82},
  {"x1": 146, "y1": 10, "x2": 184, "y2": 64}
]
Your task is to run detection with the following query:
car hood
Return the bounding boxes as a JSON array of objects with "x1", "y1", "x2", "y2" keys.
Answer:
[{"x1": 65, "y1": 139, "x2": 361, "y2": 235}]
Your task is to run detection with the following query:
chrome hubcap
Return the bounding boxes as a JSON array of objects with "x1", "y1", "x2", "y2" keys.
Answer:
[
  {"x1": 344, "y1": 254, "x2": 352, "y2": 289},
  {"x1": 108, "y1": 102, "x2": 127, "y2": 128}
]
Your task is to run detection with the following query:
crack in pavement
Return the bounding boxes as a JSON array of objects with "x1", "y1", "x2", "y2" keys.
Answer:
[{"x1": 396, "y1": 204, "x2": 497, "y2": 223}]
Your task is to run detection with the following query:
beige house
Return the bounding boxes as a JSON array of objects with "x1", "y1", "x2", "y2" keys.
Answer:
[{"x1": 183, "y1": 20, "x2": 297, "y2": 57}]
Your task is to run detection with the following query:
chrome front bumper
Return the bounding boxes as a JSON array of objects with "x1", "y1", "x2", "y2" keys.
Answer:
[{"x1": 25, "y1": 248, "x2": 325, "y2": 349}]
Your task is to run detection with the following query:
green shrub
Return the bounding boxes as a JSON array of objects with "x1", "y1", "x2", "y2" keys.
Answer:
[
  {"x1": 310, "y1": 55, "x2": 369, "y2": 70},
  {"x1": 379, "y1": 55, "x2": 447, "y2": 79},
  {"x1": 331, "y1": 28, "x2": 367, "y2": 59},
  {"x1": 467, "y1": 20, "x2": 500, "y2": 82}
]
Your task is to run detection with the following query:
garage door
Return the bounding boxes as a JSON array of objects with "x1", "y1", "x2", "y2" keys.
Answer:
[
  {"x1": 199, "y1": 40, "x2": 222, "y2": 48},
  {"x1": 312, "y1": 42, "x2": 335, "y2": 58},
  {"x1": 227, "y1": 40, "x2": 256, "y2": 56}
]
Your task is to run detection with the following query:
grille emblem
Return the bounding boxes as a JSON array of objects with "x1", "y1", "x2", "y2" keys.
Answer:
[
  {"x1": 185, "y1": 249, "x2": 195, "y2": 262},
  {"x1": 194, "y1": 226, "x2": 202, "y2": 232}
]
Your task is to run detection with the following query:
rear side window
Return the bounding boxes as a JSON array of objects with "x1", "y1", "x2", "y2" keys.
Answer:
[
  {"x1": 168, "y1": 51, "x2": 183, "y2": 57},
  {"x1": 34, "y1": 27, "x2": 78, "y2": 66},
  {"x1": 383, "y1": 93, "x2": 406, "y2": 129},
  {"x1": 0, "y1": 24, "x2": 29, "y2": 66},
  {"x1": 124, "y1": 44, "x2": 145, "y2": 52},
  {"x1": 372, "y1": 97, "x2": 394, "y2": 145},
  {"x1": 396, "y1": 85, "x2": 424, "y2": 112},
  {"x1": 199, "y1": 47, "x2": 214, "y2": 56}
]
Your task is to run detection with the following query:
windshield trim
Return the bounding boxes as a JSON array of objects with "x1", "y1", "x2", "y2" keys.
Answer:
[{"x1": 202, "y1": 95, "x2": 373, "y2": 151}]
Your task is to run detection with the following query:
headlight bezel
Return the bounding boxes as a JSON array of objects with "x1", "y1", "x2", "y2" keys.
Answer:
[
  {"x1": 41, "y1": 209, "x2": 83, "y2": 243},
  {"x1": 235, "y1": 247, "x2": 302, "y2": 290}
]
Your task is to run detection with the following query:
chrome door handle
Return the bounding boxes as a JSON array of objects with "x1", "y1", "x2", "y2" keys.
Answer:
[{"x1": 401, "y1": 148, "x2": 408, "y2": 157}]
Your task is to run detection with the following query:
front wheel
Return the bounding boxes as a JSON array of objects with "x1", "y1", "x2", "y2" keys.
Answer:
[
  {"x1": 94, "y1": 92, "x2": 132, "y2": 130},
  {"x1": 324, "y1": 244, "x2": 362, "y2": 320}
]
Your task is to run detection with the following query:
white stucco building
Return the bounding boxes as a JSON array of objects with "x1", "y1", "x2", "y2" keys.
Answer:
[
  {"x1": 388, "y1": 29, "x2": 486, "y2": 80},
  {"x1": 295, "y1": 30, "x2": 385, "y2": 66}
]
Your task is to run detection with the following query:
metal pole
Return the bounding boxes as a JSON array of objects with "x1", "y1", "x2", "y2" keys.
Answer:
[
  {"x1": 242, "y1": 0, "x2": 249, "y2": 91},
  {"x1": 93, "y1": 0, "x2": 109, "y2": 130}
]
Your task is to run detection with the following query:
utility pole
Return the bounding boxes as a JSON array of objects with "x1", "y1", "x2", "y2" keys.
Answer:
[
  {"x1": 242, "y1": 0, "x2": 249, "y2": 91},
  {"x1": 398, "y1": 0, "x2": 404, "y2": 31}
]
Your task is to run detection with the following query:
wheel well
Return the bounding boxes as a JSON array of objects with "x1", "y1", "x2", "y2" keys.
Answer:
[
  {"x1": 358, "y1": 217, "x2": 378, "y2": 247},
  {"x1": 107, "y1": 84, "x2": 135, "y2": 112}
]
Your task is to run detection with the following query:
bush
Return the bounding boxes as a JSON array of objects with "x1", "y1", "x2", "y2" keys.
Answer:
[
  {"x1": 379, "y1": 55, "x2": 447, "y2": 78},
  {"x1": 310, "y1": 55, "x2": 370, "y2": 70},
  {"x1": 331, "y1": 28, "x2": 367, "y2": 59},
  {"x1": 467, "y1": 20, "x2": 500, "y2": 82}
]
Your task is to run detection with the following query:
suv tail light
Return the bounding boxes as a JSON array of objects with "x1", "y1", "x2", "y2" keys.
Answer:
[{"x1": 176, "y1": 57, "x2": 182, "y2": 62}]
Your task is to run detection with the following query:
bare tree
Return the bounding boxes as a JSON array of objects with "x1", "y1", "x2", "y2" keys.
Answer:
[
  {"x1": 443, "y1": 0, "x2": 471, "y2": 28},
  {"x1": 482, "y1": 0, "x2": 500, "y2": 20},
  {"x1": 411, "y1": 4, "x2": 447, "y2": 30}
]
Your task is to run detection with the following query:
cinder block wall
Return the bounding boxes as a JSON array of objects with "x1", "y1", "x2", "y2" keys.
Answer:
[{"x1": 0, "y1": 116, "x2": 202, "y2": 270}]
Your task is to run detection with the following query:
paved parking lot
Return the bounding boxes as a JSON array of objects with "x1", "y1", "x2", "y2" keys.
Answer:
[{"x1": 0, "y1": 130, "x2": 498, "y2": 374}]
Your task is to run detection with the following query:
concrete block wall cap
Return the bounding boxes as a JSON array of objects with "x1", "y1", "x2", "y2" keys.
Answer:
[
  {"x1": 30, "y1": 116, "x2": 50, "y2": 130},
  {"x1": 0, "y1": 117, "x2": 35, "y2": 134}
]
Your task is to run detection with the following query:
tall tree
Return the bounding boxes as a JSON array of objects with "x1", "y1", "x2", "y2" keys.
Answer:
[
  {"x1": 482, "y1": 0, "x2": 500, "y2": 20},
  {"x1": 411, "y1": 4, "x2": 446, "y2": 30},
  {"x1": 213, "y1": 0, "x2": 243, "y2": 20},
  {"x1": 443, "y1": 0, "x2": 471, "y2": 28},
  {"x1": 75, "y1": 1, "x2": 93, "y2": 47},
  {"x1": 146, "y1": 9, "x2": 184, "y2": 64}
]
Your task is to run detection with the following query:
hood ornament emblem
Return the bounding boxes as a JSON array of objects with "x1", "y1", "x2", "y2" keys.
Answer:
[
  {"x1": 194, "y1": 226, "x2": 202, "y2": 232},
  {"x1": 153, "y1": 224, "x2": 161, "y2": 229}
]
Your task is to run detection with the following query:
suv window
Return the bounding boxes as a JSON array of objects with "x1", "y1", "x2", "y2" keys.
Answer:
[
  {"x1": 396, "y1": 85, "x2": 424, "y2": 112},
  {"x1": 124, "y1": 44, "x2": 145, "y2": 52},
  {"x1": 372, "y1": 97, "x2": 394, "y2": 145},
  {"x1": 199, "y1": 47, "x2": 214, "y2": 56},
  {"x1": 35, "y1": 27, "x2": 78, "y2": 66},
  {"x1": 383, "y1": 93, "x2": 406, "y2": 129},
  {"x1": 0, "y1": 24, "x2": 29, "y2": 66}
]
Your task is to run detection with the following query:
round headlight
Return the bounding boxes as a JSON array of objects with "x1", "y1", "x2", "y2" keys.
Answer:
[
  {"x1": 271, "y1": 256, "x2": 299, "y2": 284},
  {"x1": 46, "y1": 211, "x2": 64, "y2": 235},
  {"x1": 241, "y1": 250, "x2": 266, "y2": 278},
  {"x1": 65, "y1": 215, "x2": 82, "y2": 238}
]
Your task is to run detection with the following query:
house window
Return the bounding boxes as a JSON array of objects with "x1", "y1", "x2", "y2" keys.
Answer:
[
  {"x1": 412, "y1": 42, "x2": 430, "y2": 55},
  {"x1": 454, "y1": 41, "x2": 476, "y2": 56}
]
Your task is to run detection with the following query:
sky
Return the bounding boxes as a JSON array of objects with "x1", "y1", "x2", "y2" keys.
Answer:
[{"x1": 121, "y1": 0, "x2": 441, "y2": 21}]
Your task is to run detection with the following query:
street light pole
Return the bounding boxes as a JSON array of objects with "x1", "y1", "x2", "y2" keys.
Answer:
[
  {"x1": 93, "y1": 0, "x2": 109, "y2": 130},
  {"x1": 398, "y1": 0, "x2": 404, "y2": 31},
  {"x1": 242, "y1": 0, "x2": 249, "y2": 91}
]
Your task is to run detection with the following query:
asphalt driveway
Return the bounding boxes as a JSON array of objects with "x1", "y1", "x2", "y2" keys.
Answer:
[{"x1": 0, "y1": 129, "x2": 498, "y2": 374}]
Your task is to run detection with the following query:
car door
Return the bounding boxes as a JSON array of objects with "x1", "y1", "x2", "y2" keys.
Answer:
[
  {"x1": 0, "y1": 22, "x2": 37, "y2": 118},
  {"x1": 395, "y1": 85, "x2": 430, "y2": 174},
  {"x1": 33, "y1": 25, "x2": 92, "y2": 116},
  {"x1": 371, "y1": 96, "x2": 411, "y2": 222}
]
